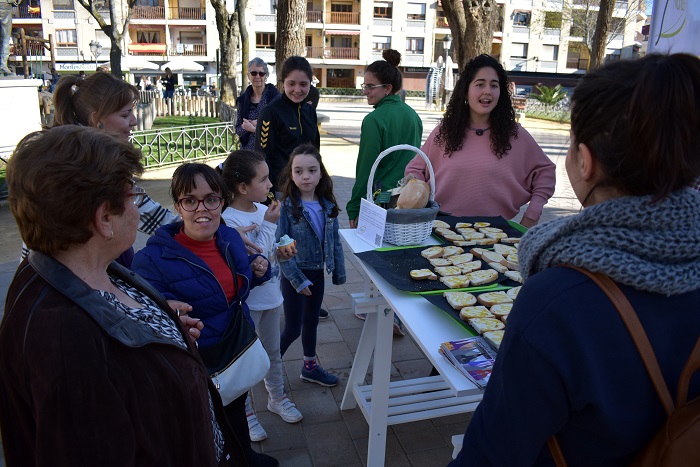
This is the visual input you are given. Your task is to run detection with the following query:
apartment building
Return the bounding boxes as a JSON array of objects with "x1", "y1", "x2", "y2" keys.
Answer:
[{"x1": 8, "y1": 0, "x2": 645, "y2": 93}]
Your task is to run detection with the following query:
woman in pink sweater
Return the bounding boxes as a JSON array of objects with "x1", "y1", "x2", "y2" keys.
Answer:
[{"x1": 405, "y1": 55, "x2": 555, "y2": 227}]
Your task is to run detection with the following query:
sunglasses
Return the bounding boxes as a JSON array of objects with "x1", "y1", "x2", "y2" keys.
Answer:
[{"x1": 249, "y1": 71, "x2": 267, "y2": 77}]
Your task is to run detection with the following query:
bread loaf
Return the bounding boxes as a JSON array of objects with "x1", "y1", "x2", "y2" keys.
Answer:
[{"x1": 396, "y1": 179, "x2": 430, "y2": 209}]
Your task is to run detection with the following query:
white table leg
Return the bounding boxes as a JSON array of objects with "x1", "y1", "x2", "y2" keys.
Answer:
[
  {"x1": 340, "y1": 306, "x2": 378, "y2": 409},
  {"x1": 366, "y1": 306, "x2": 394, "y2": 467}
]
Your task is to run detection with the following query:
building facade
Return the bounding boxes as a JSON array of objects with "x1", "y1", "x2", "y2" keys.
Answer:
[{"x1": 8, "y1": 0, "x2": 645, "y2": 93}]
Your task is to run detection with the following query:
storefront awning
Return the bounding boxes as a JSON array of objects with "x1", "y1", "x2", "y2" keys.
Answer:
[
  {"x1": 325, "y1": 30, "x2": 360, "y2": 35},
  {"x1": 128, "y1": 43, "x2": 167, "y2": 54}
]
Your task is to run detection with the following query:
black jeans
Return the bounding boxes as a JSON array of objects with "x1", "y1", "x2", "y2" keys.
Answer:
[{"x1": 279, "y1": 269, "x2": 325, "y2": 358}]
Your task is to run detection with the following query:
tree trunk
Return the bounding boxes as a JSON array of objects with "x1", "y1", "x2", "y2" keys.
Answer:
[
  {"x1": 75, "y1": 0, "x2": 138, "y2": 79},
  {"x1": 442, "y1": 0, "x2": 496, "y2": 70},
  {"x1": 237, "y1": 0, "x2": 249, "y2": 90},
  {"x1": 274, "y1": 0, "x2": 306, "y2": 88},
  {"x1": 589, "y1": 0, "x2": 614, "y2": 70},
  {"x1": 210, "y1": 0, "x2": 239, "y2": 105}
]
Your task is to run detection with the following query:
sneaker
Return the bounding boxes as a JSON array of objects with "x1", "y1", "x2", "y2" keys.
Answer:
[
  {"x1": 355, "y1": 312, "x2": 367, "y2": 320},
  {"x1": 319, "y1": 308, "x2": 329, "y2": 319},
  {"x1": 300, "y1": 365, "x2": 339, "y2": 387},
  {"x1": 246, "y1": 412, "x2": 268, "y2": 442},
  {"x1": 268, "y1": 396, "x2": 303, "y2": 423}
]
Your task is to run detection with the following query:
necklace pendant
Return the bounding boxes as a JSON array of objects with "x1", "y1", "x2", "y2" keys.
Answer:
[{"x1": 475, "y1": 129, "x2": 484, "y2": 136}]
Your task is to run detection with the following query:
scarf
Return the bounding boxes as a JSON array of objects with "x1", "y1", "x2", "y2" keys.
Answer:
[{"x1": 519, "y1": 188, "x2": 700, "y2": 295}]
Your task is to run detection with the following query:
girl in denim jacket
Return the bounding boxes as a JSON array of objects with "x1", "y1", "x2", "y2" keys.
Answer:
[{"x1": 276, "y1": 144, "x2": 346, "y2": 387}]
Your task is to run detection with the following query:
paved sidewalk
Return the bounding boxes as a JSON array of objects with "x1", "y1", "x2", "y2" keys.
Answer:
[{"x1": 0, "y1": 104, "x2": 576, "y2": 466}]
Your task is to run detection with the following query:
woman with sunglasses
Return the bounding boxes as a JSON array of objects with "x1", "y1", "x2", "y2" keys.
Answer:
[
  {"x1": 132, "y1": 163, "x2": 279, "y2": 467},
  {"x1": 235, "y1": 58, "x2": 280, "y2": 151},
  {"x1": 347, "y1": 49, "x2": 422, "y2": 229}
]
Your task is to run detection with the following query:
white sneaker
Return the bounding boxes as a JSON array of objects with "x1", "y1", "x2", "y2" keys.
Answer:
[
  {"x1": 246, "y1": 412, "x2": 268, "y2": 442},
  {"x1": 267, "y1": 396, "x2": 303, "y2": 423},
  {"x1": 245, "y1": 394, "x2": 268, "y2": 442}
]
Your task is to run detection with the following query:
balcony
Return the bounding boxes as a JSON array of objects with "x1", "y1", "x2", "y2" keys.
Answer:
[
  {"x1": 305, "y1": 46, "x2": 324, "y2": 59},
  {"x1": 170, "y1": 44, "x2": 207, "y2": 56},
  {"x1": 307, "y1": 46, "x2": 362, "y2": 60},
  {"x1": 539, "y1": 60, "x2": 557, "y2": 71},
  {"x1": 131, "y1": 5, "x2": 165, "y2": 19},
  {"x1": 129, "y1": 43, "x2": 167, "y2": 55},
  {"x1": 12, "y1": 5, "x2": 41, "y2": 19},
  {"x1": 435, "y1": 17, "x2": 449, "y2": 29},
  {"x1": 169, "y1": 6, "x2": 205, "y2": 20},
  {"x1": 307, "y1": 10, "x2": 322, "y2": 22},
  {"x1": 512, "y1": 25, "x2": 530, "y2": 42},
  {"x1": 327, "y1": 12, "x2": 360, "y2": 25}
]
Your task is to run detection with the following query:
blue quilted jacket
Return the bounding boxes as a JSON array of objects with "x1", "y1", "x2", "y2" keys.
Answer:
[{"x1": 132, "y1": 222, "x2": 270, "y2": 349}]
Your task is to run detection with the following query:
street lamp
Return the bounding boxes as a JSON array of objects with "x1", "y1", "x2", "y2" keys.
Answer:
[
  {"x1": 441, "y1": 34, "x2": 452, "y2": 111},
  {"x1": 89, "y1": 40, "x2": 102, "y2": 70}
]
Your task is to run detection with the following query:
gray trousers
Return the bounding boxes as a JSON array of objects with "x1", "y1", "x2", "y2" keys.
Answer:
[{"x1": 0, "y1": 1, "x2": 12, "y2": 72}]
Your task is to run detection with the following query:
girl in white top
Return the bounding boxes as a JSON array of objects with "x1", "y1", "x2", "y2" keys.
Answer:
[{"x1": 220, "y1": 150, "x2": 303, "y2": 442}]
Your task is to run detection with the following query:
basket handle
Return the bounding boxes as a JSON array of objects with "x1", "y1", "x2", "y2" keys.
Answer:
[{"x1": 365, "y1": 144, "x2": 436, "y2": 202}]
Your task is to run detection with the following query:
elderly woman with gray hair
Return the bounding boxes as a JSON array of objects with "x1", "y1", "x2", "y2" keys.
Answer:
[{"x1": 235, "y1": 58, "x2": 280, "y2": 150}]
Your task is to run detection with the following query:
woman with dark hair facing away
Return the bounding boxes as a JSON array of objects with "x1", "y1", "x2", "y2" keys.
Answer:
[
  {"x1": 347, "y1": 49, "x2": 423, "y2": 228},
  {"x1": 450, "y1": 53, "x2": 700, "y2": 466},
  {"x1": 405, "y1": 54, "x2": 555, "y2": 228},
  {"x1": 235, "y1": 58, "x2": 279, "y2": 150},
  {"x1": 0, "y1": 126, "x2": 242, "y2": 466},
  {"x1": 132, "y1": 163, "x2": 278, "y2": 467},
  {"x1": 255, "y1": 56, "x2": 320, "y2": 192}
]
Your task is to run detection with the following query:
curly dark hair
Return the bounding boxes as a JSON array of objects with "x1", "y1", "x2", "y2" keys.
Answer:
[
  {"x1": 436, "y1": 54, "x2": 517, "y2": 158},
  {"x1": 278, "y1": 144, "x2": 340, "y2": 219}
]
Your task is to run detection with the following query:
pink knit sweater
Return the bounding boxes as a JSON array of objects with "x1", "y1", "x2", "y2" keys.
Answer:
[{"x1": 405, "y1": 124, "x2": 556, "y2": 221}]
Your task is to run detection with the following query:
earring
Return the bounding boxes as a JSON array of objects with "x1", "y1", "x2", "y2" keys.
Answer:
[
  {"x1": 105, "y1": 230, "x2": 113, "y2": 241},
  {"x1": 98, "y1": 123, "x2": 104, "y2": 129}
]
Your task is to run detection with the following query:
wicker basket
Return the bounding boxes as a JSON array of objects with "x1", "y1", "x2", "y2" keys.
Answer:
[{"x1": 366, "y1": 144, "x2": 439, "y2": 246}]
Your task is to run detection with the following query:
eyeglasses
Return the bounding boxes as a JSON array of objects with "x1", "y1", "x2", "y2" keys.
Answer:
[
  {"x1": 249, "y1": 71, "x2": 267, "y2": 77},
  {"x1": 177, "y1": 195, "x2": 224, "y2": 212},
  {"x1": 361, "y1": 83, "x2": 389, "y2": 91},
  {"x1": 127, "y1": 186, "x2": 147, "y2": 205}
]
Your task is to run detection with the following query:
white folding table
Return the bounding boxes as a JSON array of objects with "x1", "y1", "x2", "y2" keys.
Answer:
[{"x1": 339, "y1": 230, "x2": 484, "y2": 467}]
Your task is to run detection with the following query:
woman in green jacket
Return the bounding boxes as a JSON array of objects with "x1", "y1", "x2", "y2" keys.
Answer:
[{"x1": 347, "y1": 49, "x2": 423, "y2": 227}]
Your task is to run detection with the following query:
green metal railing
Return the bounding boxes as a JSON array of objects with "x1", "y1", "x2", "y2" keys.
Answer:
[{"x1": 129, "y1": 122, "x2": 239, "y2": 169}]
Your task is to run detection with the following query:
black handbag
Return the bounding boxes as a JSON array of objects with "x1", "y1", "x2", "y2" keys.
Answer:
[{"x1": 197, "y1": 264, "x2": 269, "y2": 405}]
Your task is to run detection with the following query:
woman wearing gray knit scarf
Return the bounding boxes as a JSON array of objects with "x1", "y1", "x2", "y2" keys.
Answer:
[{"x1": 450, "y1": 54, "x2": 700, "y2": 467}]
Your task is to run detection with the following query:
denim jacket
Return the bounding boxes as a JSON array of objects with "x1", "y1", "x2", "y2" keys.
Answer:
[{"x1": 276, "y1": 196, "x2": 346, "y2": 292}]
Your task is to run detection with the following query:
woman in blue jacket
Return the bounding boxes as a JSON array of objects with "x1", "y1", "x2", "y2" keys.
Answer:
[
  {"x1": 235, "y1": 57, "x2": 279, "y2": 151},
  {"x1": 450, "y1": 54, "x2": 700, "y2": 466},
  {"x1": 133, "y1": 163, "x2": 278, "y2": 467}
]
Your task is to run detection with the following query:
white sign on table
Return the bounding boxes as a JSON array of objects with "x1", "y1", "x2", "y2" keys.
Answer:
[{"x1": 356, "y1": 198, "x2": 387, "y2": 248}]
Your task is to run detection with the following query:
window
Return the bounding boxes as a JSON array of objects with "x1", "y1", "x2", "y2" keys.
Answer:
[
  {"x1": 570, "y1": 10, "x2": 587, "y2": 37},
  {"x1": 53, "y1": 0, "x2": 74, "y2": 10},
  {"x1": 510, "y1": 42, "x2": 528, "y2": 59},
  {"x1": 305, "y1": 35, "x2": 312, "y2": 47},
  {"x1": 330, "y1": 36, "x2": 352, "y2": 48},
  {"x1": 331, "y1": 2, "x2": 353, "y2": 13},
  {"x1": 55, "y1": 29, "x2": 77, "y2": 46},
  {"x1": 137, "y1": 31, "x2": 161, "y2": 43},
  {"x1": 544, "y1": 10, "x2": 562, "y2": 29},
  {"x1": 372, "y1": 36, "x2": 390, "y2": 50},
  {"x1": 542, "y1": 44, "x2": 559, "y2": 61},
  {"x1": 406, "y1": 37, "x2": 424, "y2": 53},
  {"x1": 374, "y1": 2, "x2": 392, "y2": 18},
  {"x1": 406, "y1": 2, "x2": 425, "y2": 20},
  {"x1": 512, "y1": 11, "x2": 530, "y2": 26},
  {"x1": 256, "y1": 32, "x2": 275, "y2": 48}
]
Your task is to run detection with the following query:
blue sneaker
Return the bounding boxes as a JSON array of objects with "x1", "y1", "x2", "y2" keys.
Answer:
[{"x1": 300, "y1": 365, "x2": 338, "y2": 387}]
